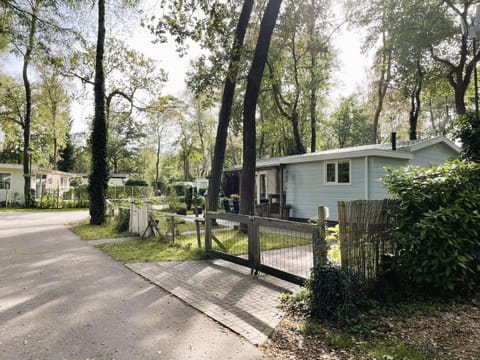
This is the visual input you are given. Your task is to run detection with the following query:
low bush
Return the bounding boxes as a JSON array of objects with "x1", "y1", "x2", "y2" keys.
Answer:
[
  {"x1": 114, "y1": 208, "x2": 130, "y2": 233},
  {"x1": 307, "y1": 263, "x2": 371, "y2": 328},
  {"x1": 125, "y1": 179, "x2": 148, "y2": 187},
  {"x1": 382, "y1": 160, "x2": 480, "y2": 296}
]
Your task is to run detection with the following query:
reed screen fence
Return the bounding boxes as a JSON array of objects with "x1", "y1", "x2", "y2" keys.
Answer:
[{"x1": 338, "y1": 199, "x2": 394, "y2": 284}]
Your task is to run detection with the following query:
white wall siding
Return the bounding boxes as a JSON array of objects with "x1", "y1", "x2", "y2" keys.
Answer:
[
  {"x1": 286, "y1": 158, "x2": 366, "y2": 221},
  {"x1": 410, "y1": 143, "x2": 458, "y2": 167},
  {"x1": 368, "y1": 157, "x2": 408, "y2": 200},
  {"x1": 0, "y1": 169, "x2": 26, "y2": 203}
]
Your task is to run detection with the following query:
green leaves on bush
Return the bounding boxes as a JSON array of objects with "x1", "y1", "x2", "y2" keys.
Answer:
[
  {"x1": 308, "y1": 264, "x2": 369, "y2": 327},
  {"x1": 114, "y1": 208, "x2": 130, "y2": 233},
  {"x1": 382, "y1": 160, "x2": 480, "y2": 295},
  {"x1": 455, "y1": 112, "x2": 480, "y2": 162}
]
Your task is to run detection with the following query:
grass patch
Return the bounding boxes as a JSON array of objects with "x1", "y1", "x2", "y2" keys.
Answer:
[
  {"x1": 71, "y1": 219, "x2": 134, "y2": 240},
  {"x1": 96, "y1": 237, "x2": 205, "y2": 262},
  {"x1": 156, "y1": 216, "x2": 199, "y2": 234},
  {"x1": 189, "y1": 228, "x2": 312, "y2": 255}
]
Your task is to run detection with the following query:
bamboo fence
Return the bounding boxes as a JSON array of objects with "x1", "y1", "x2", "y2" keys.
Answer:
[{"x1": 338, "y1": 199, "x2": 393, "y2": 283}]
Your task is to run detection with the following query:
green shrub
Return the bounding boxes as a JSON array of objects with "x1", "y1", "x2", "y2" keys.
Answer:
[
  {"x1": 125, "y1": 179, "x2": 148, "y2": 186},
  {"x1": 455, "y1": 112, "x2": 480, "y2": 161},
  {"x1": 175, "y1": 203, "x2": 187, "y2": 215},
  {"x1": 114, "y1": 208, "x2": 130, "y2": 233},
  {"x1": 308, "y1": 264, "x2": 369, "y2": 327},
  {"x1": 382, "y1": 160, "x2": 480, "y2": 295}
]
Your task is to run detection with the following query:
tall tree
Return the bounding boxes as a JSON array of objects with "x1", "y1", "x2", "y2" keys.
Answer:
[
  {"x1": 328, "y1": 96, "x2": 371, "y2": 148},
  {"x1": 2, "y1": 0, "x2": 75, "y2": 205},
  {"x1": 57, "y1": 123, "x2": 74, "y2": 172},
  {"x1": 434, "y1": 0, "x2": 480, "y2": 117},
  {"x1": 208, "y1": 0, "x2": 254, "y2": 212},
  {"x1": 89, "y1": 0, "x2": 108, "y2": 224},
  {"x1": 266, "y1": 0, "x2": 333, "y2": 154},
  {"x1": 19, "y1": 0, "x2": 38, "y2": 206},
  {"x1": 240, "y1": 0, "x2": 283, "y2": 217},
  {"x1": 36, "y1": 67, "x2": 70, "y2": 168}
]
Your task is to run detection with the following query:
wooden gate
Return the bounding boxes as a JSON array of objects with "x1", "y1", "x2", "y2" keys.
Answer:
[{"x1": 204, "y1": 208, "x2": 328, "y2": 285}]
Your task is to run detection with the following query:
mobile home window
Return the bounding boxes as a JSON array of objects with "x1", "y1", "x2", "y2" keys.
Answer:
[
  {"x1": 0, "y1": 173, "x2": 11, "y2": 189},
  {"x1": 259, "y1": 174, "x2": 267, "y2": 199},
  {"x1": 325, "y1": 161, "x2": 351, "y2": 184}
]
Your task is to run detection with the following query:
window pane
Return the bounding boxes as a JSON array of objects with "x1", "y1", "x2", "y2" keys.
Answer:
[
  {"x1": 326, "y1": 163, "x2": 336, "y2": 182},
  {"x1": 260, "y1": 174, "x2": 266, "y2": 198},
  {"x1": 338, "y1": 162, "x2": 350, "y2": 183},
  {"x1": 0, "y1": 173, "x2": 11, "y2": 190}
]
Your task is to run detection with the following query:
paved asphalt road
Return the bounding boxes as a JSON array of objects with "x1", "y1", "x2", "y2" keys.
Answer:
[{"x1": 0, "y1": 211, "x2": 264, "y2": 360}]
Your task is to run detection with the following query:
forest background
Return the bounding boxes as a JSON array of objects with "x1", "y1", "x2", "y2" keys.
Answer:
[{"x1": 0, "y1": 0, "x2": 475, "y2": 191}]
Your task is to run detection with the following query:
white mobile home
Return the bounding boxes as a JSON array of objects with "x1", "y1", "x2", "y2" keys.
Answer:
[
  {"x1": 225, "y1": 136, "x2": 460, "y2": 221},
  {"x1": 0, "y1": 164, "x2": 77, "y2": 206}
]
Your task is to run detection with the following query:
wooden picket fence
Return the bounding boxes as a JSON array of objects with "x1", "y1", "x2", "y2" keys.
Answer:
[{"x1": 338, "y1": 200, "x2": 394, "y2": 284}]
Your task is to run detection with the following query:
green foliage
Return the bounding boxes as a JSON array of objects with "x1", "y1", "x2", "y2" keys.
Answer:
[
  {"x1": 57, "y1": 139, "x2": 75, "y2": 172},
  {"x1": 38, "y1": 190, "x2": 61, "y2": 209},
  {"x1": 72, "y1": 219, "x2": 131, "y2": 240},
  {"x1": 164, "y1": 185, "x2": 182, "y2": 211},
  {"x1": 455, "y1": 112, "x2": 480, "y2": 162},
  {"x1": 107, "y1": 185, "x2": 150, "y2": 199},
  {"x1": 382, "y1": 160, "x2": 480, "y2": 295},
  {"x1": 307, "y1": 264, "x2": 370, "y2": 327},
  {"x1": 327, "y1": 96, "x2": 371, "y2": 148},
  {"x1": 124, "y1": 179, "x2": 148, "y2": 186},
  {"x1": 114, "y1": 208, "x2": 130, "y2": 233}
]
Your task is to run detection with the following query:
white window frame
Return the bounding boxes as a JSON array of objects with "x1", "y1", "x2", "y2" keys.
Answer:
[{"x1": 324, "y1": 160, "x2": 351, "y2": 185}]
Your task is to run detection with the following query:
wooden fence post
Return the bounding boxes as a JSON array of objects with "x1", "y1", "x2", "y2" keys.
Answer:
[
  {"x1": 195, "y1": 219, "x2": 202, "y2": 249},
  {"x1": 313, "y1": 206, "x2": 328, "y2": 268},
  {"x1": 205, "y1": 212, "x2": 212, "y2": 252},
  {"x1": 248, "y1": 216, "x2": 260, "y2": 275},
  {"x1": 144, "y1": 201, "x2": 152, "y2": 237},
  {"x1": 170, "y1": 215, "x2": 175, "y2": 244},
  {"x1": 129, "y1": 201, "x2": 135, "y2": 233},
  {"x1": 338, "y1": 201, "x2": 347, "y2": 268}
]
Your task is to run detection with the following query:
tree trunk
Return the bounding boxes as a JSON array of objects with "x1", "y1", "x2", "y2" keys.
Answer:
[
  {"x1": 409, "y1": 61, "x2": 423, "y2": 140},
  {"x1": 240, "y1": 0, "x2": 283, "y2": 217},
  {"x1": 155, "y1": 131, "x2": 161, "y2": 192},
  {"x1": 208, "y1": 0, "x2": 254, "y2": 212},
  {"x1": 89, "y1": 0, "x2": 108, "y2": 224},
  {"x1": 371, "y1": 31, "x2": 391, "y2": 144},
  {"x1": 22, "y1": 4, "x2": 38, "y2": 207},
  {"x1": 291, "y1": 111, "x2": 305, "y2": 155},
  {"x1": 454, "y1": 81, "x2": 467, "y2": 116},
  {"x1": 310, "y1": 78, "x2": 317, "y2": 152}
]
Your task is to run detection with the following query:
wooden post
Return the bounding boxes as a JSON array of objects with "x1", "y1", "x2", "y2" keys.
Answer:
[
  {"x1": 205, "y1": 213, "x2": 212, "y2": 252},
  {"x1": 129, "y1": 201, "x2": 135, "y2": 233},
  {"x1": 338, "y1": 201, "x2": 347, "y2": 268},
  {"x1": 313, "y1": 206, "x2": 328, "y2": 268},
  {"x1": 279, "y1": 165, "x2": 284, "y2": 219},
  {"x1": 170, "y1": 215, "x2": 175, "y2": 244},
  {"x1": 248, "y1": 216, "x2": 260, "y2": 275},
  {"x1": 195, "y1": 219, "x2": 202, "y2": 249},
  {"x1": 144, "y1": 201, "x2": 152, "y2": 237}
]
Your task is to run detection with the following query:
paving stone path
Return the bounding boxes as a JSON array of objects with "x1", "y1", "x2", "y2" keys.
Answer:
[{"x1": 127, "y1": 260, "x2": 300, "y2": 345}]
